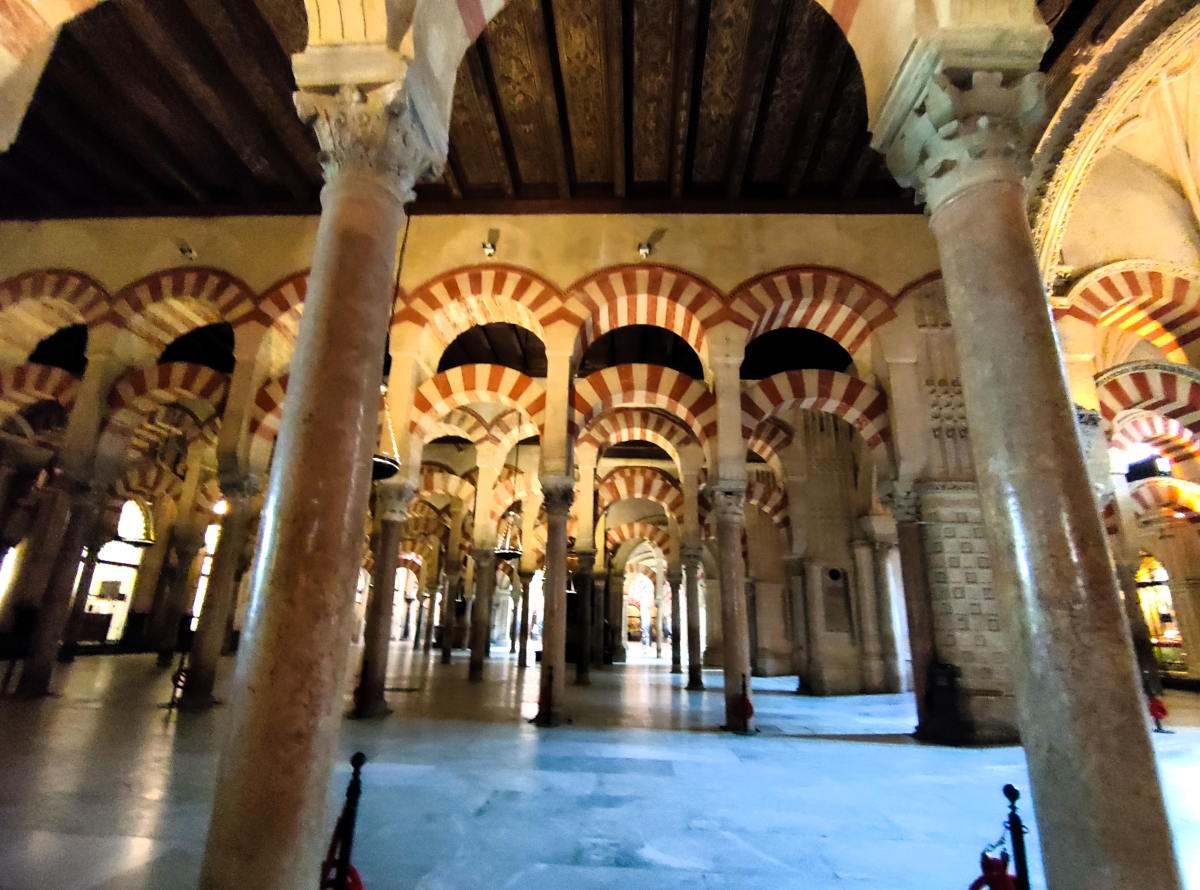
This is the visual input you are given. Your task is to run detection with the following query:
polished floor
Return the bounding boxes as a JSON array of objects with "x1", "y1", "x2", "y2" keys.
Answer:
[{"x1": 0, "y1": 644, "x2": 1197, "y2": 889}]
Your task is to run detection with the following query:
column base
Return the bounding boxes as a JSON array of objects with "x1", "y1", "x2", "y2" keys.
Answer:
[
  {"x1": 468, "y1": 664, "x2": 483, "y2": 682},
  {"x1": 348, "y1": 698, "x2": 392, "y2": 720},
  {"x1": 686, "y1": 674, "x2": 704, "y2": 691},
  {"x1": 177, "y1": 692, "x2": 220, "y2": 712},
  {"x1": 670, "y1": 662, "x2": 682, "y2": 674},
  {"x1": 532, "y1": 707, "x2": 563, "y2": 727}
]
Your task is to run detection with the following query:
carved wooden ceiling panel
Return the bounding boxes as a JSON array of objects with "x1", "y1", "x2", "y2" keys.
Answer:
[{"x1": 0, "y1": 0, "x2": 1143, "y2": 218}]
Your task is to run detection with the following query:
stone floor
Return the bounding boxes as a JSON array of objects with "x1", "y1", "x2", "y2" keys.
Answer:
[{"x1": 0, "y1": 643, "x2": 1197, "y2": 889}]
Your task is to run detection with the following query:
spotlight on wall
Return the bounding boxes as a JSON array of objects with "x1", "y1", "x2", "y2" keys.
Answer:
[
  {"x1": 637, "y1": 228, "x2": 666, "y2": 260},
  {"x1": 482, "y1": 227, "x2": 500, "y2": 258},
  {"x1": 176, "y1": 239, "x2": 198, "y2": 261}
]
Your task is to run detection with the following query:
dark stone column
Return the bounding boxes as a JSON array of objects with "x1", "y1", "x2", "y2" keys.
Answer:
[
  {"x1": 574, "y1": 553, "x2": 594, "y2": 686},
  {"x1": 536, "y1": 479, "x2": 573, "y2": 725},
  {"x1": 712, "y1": 488, "x2": 752, "y2": 732},
  {"x1": 468, "y1": 548, "x2": 496, "y2": 681},
  {"x1": 682, "y1": 548, "x2": 704, "y2": 690},
  {"x1": 58, "y1": 522, "x2": 109, "y2": 662},
  {"x1": 517, "y1": 570, "x2": 532, "y2": 669}
]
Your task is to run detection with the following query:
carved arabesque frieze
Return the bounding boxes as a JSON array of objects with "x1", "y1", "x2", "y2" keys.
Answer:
[
  {"x1": 552, "y1": 0, "x2": 612, "y2": 184},
  {"x1": 448, "y1": 54, "x2": 510, "y2": 189},
  {"x1": 294, "y1": 81, "x2": 442, "y2": 202},
  {"x1": 751, "y1": 1, "x2": 820, "y2": 182},
  {"x1": 631, "y1": 0, "x2": 678, "y2": 183},
  {"x1": 884, "y1": 70, "x2": 1045, "y2": 210},
  {"x1": 692, "y1": 0, "x2": 756, "y2": 184}
]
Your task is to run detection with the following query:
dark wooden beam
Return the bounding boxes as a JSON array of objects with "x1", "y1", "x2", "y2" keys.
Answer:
[
  {"x1": 535, "y1": 0, "x2": 574, "y2": 198},
  {"x1": 671, "y1": 0, "x2": 704, "y2": 199},
  {"x1": 468, "y1": 41, "x2": 520, "y2": 196},
  {"x1": 251, "y1": 0, "x2": 309, "y2": 54},
  {"x1": 116, "y1": 0, "x2": 313, "y2": 201},
  {"x1": 31, "y1": 85, "x2": 166, "y2": 204},
  {"x1": 188, "y1": 0, "x2": 320, "y2": 182},
  {"x1": 0, "y1": 153, "x2": 73, "y2": 208},
  {"x1": 726, "y1": 0, "x2": 788, "y2": 198},
  {"x1": 784, "y1": 40, "x2": 849, "y2": 197},
  {"x1": 48, "y1": 33, "x2": 212, "y2": 202},
  {"x1": 605, "y1": 0, "x2": 626, "y2": 197},
  {"x1": 443, "y1": 151, "x2": 465, "y2": 199}
]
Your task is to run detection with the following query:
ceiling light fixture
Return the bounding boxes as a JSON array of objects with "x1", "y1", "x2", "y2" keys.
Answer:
[
  {"x1": 637, "y1": 227, "x2": 666, "y2": 260},
  {"x1": 482, "y1": 227, "x2": 500, "y2": 258}
]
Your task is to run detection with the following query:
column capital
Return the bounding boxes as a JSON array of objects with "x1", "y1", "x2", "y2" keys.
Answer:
[
  {"x1": 710, "y1": 486, "x2": 746, "y2": 523},
  {"x1": 376, "y1": 479, "x2": 417, "y2": 523},
  {"x1": 471, "y1": 547, "x2": 497, "y2": 570},
  {"x1": 540, "y1": 476, "x2": 575, "y2": 516},
  {"x1": 294, "y1": 80, "x2": 443, "y2": 204},
  {"x1": 880, "y1": 68, "x2": 1045, "y2": 212},
  {"x1": 219, "y1": 472, "x2": 262, "y2": 504},
  {"x1": 783, "y1": 555, "x2": 805, "y2": 577},
  {"x1": 680, "y1": 544, "x2": 703, "y2": 569},
  {"x1": 666, "y1": 568, "x2": 682, "y2": 588},
  {"x1": 573, "y1": 549, "x2": 596, "y2": 576}
]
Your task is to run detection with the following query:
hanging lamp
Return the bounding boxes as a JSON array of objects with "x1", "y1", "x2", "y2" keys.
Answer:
[
  {"x1": 371, "y1": 344, "x2": 400, "y2": 481},
  {"x1": 494, "y1": 441, "x2": 523, "y2": 560}
]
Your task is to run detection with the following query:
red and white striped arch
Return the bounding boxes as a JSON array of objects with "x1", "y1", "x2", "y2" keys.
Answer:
[
  {"x1": 596, "y1": 466, "x2": 684, "y2": 523},
  {"x1": 116, "y1": 461, "x2": 181, "y2": 502},
  {"x1": 109, "y1": 268, "x2": 256, "y2": 354},
  {"x1": 728, "y1": 267, "x2": 895, "y2": 359},
  {"x1": 572, "y1": 364, "x2": 717, "y2": 456},
  {"x1": 1110, "y1": 411, "x2": 1200, "y2": 465},
  {"x1": 487, "y1": 409, "x2": 539, "y2": 456},
  {"x1": 1064, "y1": 262, "x2": 1200, "y2": 363},
  {"x1": 1127, "y1": 476, "x2": 1200, "y2": 524},
  {"x1": 0, "y1": 363, "x2": 80, "y2": 424},
  {"x1": 248, "y1": 373, "x2": 289, "y2": 468},
  {"x1": 106, "y1": 362, "x2": 228, "y2": 435},
  {"x1": 570, "y1": 265, "x2": 722, "y2": 371},
  {"x1": 411, "y1": 365, "x2": 546, "y2": 442},
  {"x1": 428, "y1": 407, "x2": 489, "y2": 445},
  {"x1": 419, "y1": 465, "x2": 476, "y2": 507},
  {"x1": 742, "y1": 369, "x2": 890, "y2": 451},
  {"x1": 491, "y1": 473, "x2": 539, "y2": 525},
  {"x1": 745, "y1": 478, "x2": 790, "y2": 531},
  {"x1": 605, "y1": 520, "x2": 674, "y2": 563},
  {"x1": 397, "y1": 266, "x2": 563, "y2": 370},
  {"x1": 247, "y1": 270, "x2": 308, "y2": 332},
  {"x1": 747, "y1": 420, "x2": 791, "y2": 481},
  {"x1": 577, "y1": 407, "x2": 698, "y2": 473},
  {"x1": 1096, "y1": 364, "x2": 1200, "y2": 438},
  {"x1": 0, "y1": 270, "x2": 109, "y2": 362}
]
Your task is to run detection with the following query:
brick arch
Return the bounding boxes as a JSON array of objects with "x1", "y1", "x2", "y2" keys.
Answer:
[
  {"x1": 1096, "y1": 362, "x2": 1200, "y2": 438},
  {"x1": 116, "y1": 461, "x2": 181, "y2": 502},
  {"x1": 0, "y1": 269, "x2": 109, "y2": 363},
  {"x1": 105, "y1": 362, "x2": 229, "y2": 438},
  {"x1": 597, "y1": 466, "x2": 684, "y2": 523},
  {"x1": 491, "y1": 472, "x2": 539, "y2": 524},
  {"x1": 578, "y1": 407, "x2": 698, "y2": 474},
  {"x1": 572, "y1": 364, "x2": 717, "y2": 460},
  {"x1": 109, "y1": 269, "x2": 256, "y2": 354},
  {"x1": 745, "y1": 477, "x2": 790, "y2": 531},
  {"x1": 0, "y1": 363, "x2": 81, "y2": 424},
  {"x1": 487, "y1": 409, "x2": 539, "y2": 456},
  {"x1": 1064, "y1": 262, "x2": 1200, "y2": 363},
  {"x1": 742, "y1": 369, "x2": 890, "y2": 451},
  {"x1": 728, "y1": 266, "x2": 895, "y2": 359},
  {"x1": 1127, "y1": 476, "x2": 1200, "y2": 522},
  {"x1": 747, "y1": 420, "x2": 791, "y2": 481},
  {"x1": 1111, "y1": 411, "x2": 1200, "y2": 464},
  {"x1": 398, "y1": 265, "x2": 564, "y2": 371},
  {"x1": 247, "y1": 374, "x2": 289, "y2": 468},
  {"x1": 419, "y1": 464, "x2": 476, "y2": 507},
  {"x1": 568, "y1": 265, "x2": 722, "y2": 373},
  {"x1": 411, "y1": 365, "x2": 547, "y2": 441},
  {"x1": 427, "y1": 407, "x2": 489, "y2": 445},
  {"x1": 250, "y1": 270, "x2": 309, "y2": 330},
  {"x1": 606, "y1": 520, "x2": 674, "y2": 563}
]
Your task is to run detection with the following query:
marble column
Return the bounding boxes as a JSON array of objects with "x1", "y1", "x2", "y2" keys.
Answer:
[
  {"x1": 610, "y1": 571, "x2": 627, "y2": 663},
  {"x1": 712, "y1": 487, "x2": 752, "y2": 732},
  {"x1": 536, "y1": 479, "x2": 572, "y2": 725},
  {"x1": 653, "y1": 566, "x2": 665, "y2": 659},
  {"x1": 199, "y1": 81, "x2": 437, "y2": 890},
  {"x1": 804, "y1": 560, "x2": 828, "y2": 695},
  {"x1": 873, "y1": 542, "x2": 906, "y2": 694},
  {"x1": 181, "y1": 478, "x2": 261, "y2": 709},
  {"x1": 852, "y1": 539, "x2": 886, "y2": 693},
  {"x1": 1114, "y1": 560, "x2": 1163, "y2": 697},
  {"x1": 4, "y1": 483, "x2": 71, "y2": 623},
  {"x1": 354, "y1": 483, "x2": 412, "y2": 717},
  {"x1": 16, "y1": 481, "x2": 103, "y2": 697},
  {"x1": 885, "y1": 67, "x2": 1181, "y2": 887},
  {"x1": 517, "y1": 569, "x2": 533, "y2": 669},
  {"x1": 150, "y1": 531, "x2": 204, "y2": 666},
  {"x1": 784, "y1": 555, "x2": 807, "y2": 692},
  {"x1": 668, "y1": 567, "x2": 682, "y2": 674},
  {"x1": 58, "y1": 522, "x2": 110, "y2": 661},
  {"x1": 423, "y1": 581, "x2": 437, "y2": 652},
  {"x1": 440, "y1": 570, "x2": 459, "y2": 664},
  {"x1": 468, "y1": 548, "x2": 496, "y2": 681},
  {"x1": 682, "y1": 548, "x2": 704, "y2": 689},
  {"x1": 574, "y1": 554, "x2": 594, "y2": 686}
]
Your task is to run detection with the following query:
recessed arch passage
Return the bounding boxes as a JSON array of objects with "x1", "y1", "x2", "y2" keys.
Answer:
[
  {"x1": 0, "y1": 363, "x2": 80, "y2": 425},
  {"x1": 596, "y1": 466, "x2": 684, "y2": 524},
  {"x1": 742, "y1": 369, "x2": 890, "y2": 451},
  {"x1": 1096, "y1": 362, "x2": 1200, "y2": 438},
  {"x1": 411, "y1": 364, "x2": 547, "y2": 442}
]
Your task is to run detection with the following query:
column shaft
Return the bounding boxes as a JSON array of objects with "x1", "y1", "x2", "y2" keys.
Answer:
[
  {"x1": 683, "y1": 553, "x2": 703, "y2": 689},
  {"x1": 182, "y1": 488, "x2": 258, "y2": 709},
  {"x1": 574, "y1": 567, "x2": 592, "y2": 685},
  {"x1": 852, "y1": 540, "x2": 886, "y2": 692},
  {"x1": 931, "y1": 174, "x2": 1180, "y2": 886},
  {"x1": 536, "y1": 481, "x2": 572, "y2": 724},
  {"x1": 469, "y1": 549, "x2": 496, "y2": 681},
  {"x1": 804, "y1": 561, "x2": 828, "y2": 694},
  {"x1": 713, "y1": 490, "x2": 752, "y2": 732},
  {"x1": 669, "y1": 571, "x2": 682, "y2": 674},
  {"x1": 59, "y1": 527, "x2": 107, "y2": 661},
  {"x1": 199, "y1": 141, "x2": 411, "y2": 885},
  {"x1": 355, "y1": 515, "x2": 403, "y2": 717},
  {"x1": 517, "y1": 570, "x2": 532, "y2": 669},
  {"x1": 16, "y1": 485, "x2": 101, "y2": 697},
  {"x1": 440, "y1": 572, "x2": 458, "y2": 664},
  {"x1": 150, "y1": 534, "x2": 203, "y2": 665}
]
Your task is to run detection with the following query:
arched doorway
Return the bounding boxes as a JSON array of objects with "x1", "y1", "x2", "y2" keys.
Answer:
[{"x1": 1136, "y1": 553, "x2": 1188, "y2": 676}]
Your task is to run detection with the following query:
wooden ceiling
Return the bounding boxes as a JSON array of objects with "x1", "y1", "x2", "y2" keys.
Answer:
[{"x1": 0, "y1": 0, "x2": 1141, "y2": 220}]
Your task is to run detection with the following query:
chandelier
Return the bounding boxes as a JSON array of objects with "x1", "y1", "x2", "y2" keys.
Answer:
[
  {"x1": 494, "y1": 440, "x2": 523, "y2": 560},
  {"x1": 371, "y1": 346, "x2": 400, "y2": 481}
]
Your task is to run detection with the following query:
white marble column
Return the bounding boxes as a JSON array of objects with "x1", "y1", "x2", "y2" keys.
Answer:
[
  {"x1": 852, "y1": 539, "x2": 886, "y2": 693},
  {"x1": 883, "y1": 63, "x2": 1181, "y2": 888}
]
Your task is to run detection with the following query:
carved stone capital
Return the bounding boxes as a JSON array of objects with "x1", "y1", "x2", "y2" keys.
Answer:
[
  {"x1": 710, "y1": 487, "x2": 746, "y2": 524},
  {"x1": 883, "y1": 69, "x2": 1045, "y2": 211},
  {"x1": 294, "y1": 81, "x2": 443, "y2": 204},
  {"x1": 376, "y1": 479, "x2": 417, "y2": 523},
  {"x1": 666, "y1": 569, "x2": 682, "y2": 589},
  {"x1": 219, "y1": 473, "x2": 262, "y2": 507},
  {"x1": 471, "y1": 547, "x2": 496, "y2": 571},
  {"x1": 680, "y1": 544, "x2": 703, "y2": 572},
  {"x1": 881, "y1": 486, "x2": 921, "y2": 523},
  {"x1": 540, "y1": 476, "x2": 575, "y2": 517}
]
